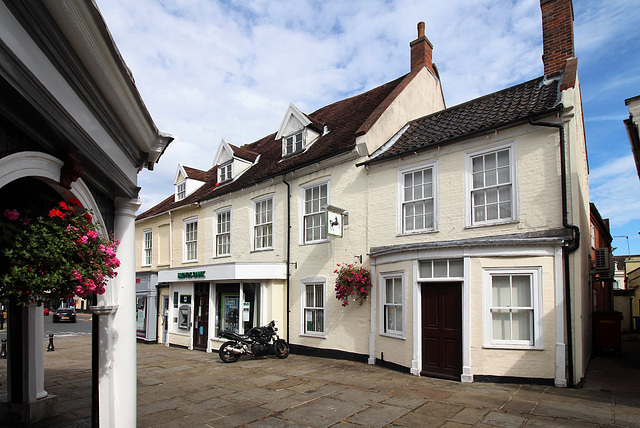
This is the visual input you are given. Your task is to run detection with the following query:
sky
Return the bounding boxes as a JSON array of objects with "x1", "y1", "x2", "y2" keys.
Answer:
[{"x1": 95, "y1": 0, "x2": 640, "y2": 256}]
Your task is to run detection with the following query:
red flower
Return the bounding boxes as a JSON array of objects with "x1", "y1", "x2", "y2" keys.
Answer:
[
  {"x1": 59, "y1": 201, "x2": 69, "y2": 211},
  {"x1": 48, "y1": 208, "x2": 65, "y2": 219},
  {"x1": 83, "y1": 213, "x2": 93, "y2": 222},
  {"x1": 68, "y1": 197, "x2": 82, "y2": 207}
]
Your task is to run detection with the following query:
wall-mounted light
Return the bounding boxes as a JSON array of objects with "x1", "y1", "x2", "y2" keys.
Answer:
[{"x1": 354, "y1": 255, "x2": 362, "y2": 263}]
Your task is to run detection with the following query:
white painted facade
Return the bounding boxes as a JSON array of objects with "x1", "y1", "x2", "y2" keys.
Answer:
[{"x1": 136, "y1": 1, "x2": 590, "y2": 388}]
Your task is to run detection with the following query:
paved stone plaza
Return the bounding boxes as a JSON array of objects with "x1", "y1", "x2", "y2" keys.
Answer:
[{"x1": 0, "y1": 333, "x2": 639, "y2": 427}]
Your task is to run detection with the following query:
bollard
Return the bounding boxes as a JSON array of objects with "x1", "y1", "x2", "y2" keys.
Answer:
[
  {"x1": 0, "y1": 338, "x2": 6, "y2": 359},
  {"x1": 47, "y1": 333, "x2": 55, "y2": 352}
]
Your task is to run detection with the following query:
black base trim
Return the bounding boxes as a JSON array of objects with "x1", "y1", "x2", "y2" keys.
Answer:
[
  {"x1": 289, "y1": 344, "x2": 368, "y2": 363},
  {"x1": 474, "y1": 375, "x2": 555, "y2": 386},
  {"x1": 375, "y1": 358, "x2": 411, "y2": 374}
]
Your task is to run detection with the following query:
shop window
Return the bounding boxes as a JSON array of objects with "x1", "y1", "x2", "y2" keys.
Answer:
[
  {"x1": 215, "y1": 283, "x2": 260, "y2": 336},
  {"x1": 136, "y1": 297, "x2": 147, "y2": 338}
]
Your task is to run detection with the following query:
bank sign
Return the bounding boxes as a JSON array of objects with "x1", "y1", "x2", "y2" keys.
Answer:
[{"x1": 177, "y1": 271, "x2": 205, "y2": 279}]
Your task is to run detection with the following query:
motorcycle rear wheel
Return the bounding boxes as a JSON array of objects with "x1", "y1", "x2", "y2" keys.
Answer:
[
  {"x1": 274, "y1": 339, "x2": 289, "y2": 359},
  {"x1": 219, "y1": 341, "x2": 241, "y2": 363}
]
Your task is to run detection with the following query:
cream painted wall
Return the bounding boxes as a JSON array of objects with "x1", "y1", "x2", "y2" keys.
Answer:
[
  {"x1": 135, "y1": 212, "x2": 171, "y2": 271},
  {"x1": 557, "y1": 78, "x2": 591, "y2": 383},
  {"x1": 373, "y1": 260, "x2": 415, "y2": 367},
  {"x1": 363, "y1": 68, "x2": 445, "y2": 156},
  {"x1": 287, "y1": 157, "x2": 373, "y2": 355},
  {"x1": 366, "y1": 124, "x2": 564, "y2": 249},
  {"x1": 468, "y1": 256, "x2": 556, "y2": 379}
]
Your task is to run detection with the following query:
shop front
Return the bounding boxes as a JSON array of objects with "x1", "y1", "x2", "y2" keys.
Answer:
[
  {"x1": 158, "y1": 263, "x2": 287, "y2": 352},
  {"x1": 136, "y1": 273, "x2": 159, "y2": 342}
]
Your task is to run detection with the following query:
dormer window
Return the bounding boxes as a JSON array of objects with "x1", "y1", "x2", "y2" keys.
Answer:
[
  {"x1": 219, "y1": 162, "x2": 232, "y2": 183},
  {"x1": 176, "y1": 181, "x2": 186, "y2": 201},
  {"x1": 284, "y1": 130, "x2": 304, "y2": 156}
]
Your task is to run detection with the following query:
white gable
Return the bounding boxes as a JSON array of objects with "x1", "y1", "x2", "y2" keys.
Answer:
[
  {"x1": 213, "y1": 137, "x2": 235, "y2": 167},
  {"x1": 275, "y1": 103, "x2": 312, "y2": 140},
  {"x1": 174, "y1": 163, "x2": 187, "y2": 185}
]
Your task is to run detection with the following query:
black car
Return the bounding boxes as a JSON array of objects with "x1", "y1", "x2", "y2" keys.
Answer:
[{"x1": 53, "y1": 308, "x2": 76, "y2": 323}]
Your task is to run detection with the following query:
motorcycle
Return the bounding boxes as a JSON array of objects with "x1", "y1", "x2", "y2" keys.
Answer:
[{"x1": 218, "y1": 320, "x2": 289, "y2": 363}]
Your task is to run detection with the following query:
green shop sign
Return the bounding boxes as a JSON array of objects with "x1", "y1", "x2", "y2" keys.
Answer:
[{"x1": 177, "y1": 271, "x2": 206, "y2": 279}]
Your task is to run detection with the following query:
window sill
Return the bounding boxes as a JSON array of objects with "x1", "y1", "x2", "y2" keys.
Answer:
[
  {"x1": 213, "y1": 255, "x2": 231, "y2": 259},
  {"x1": 465, "y1": 219, "x2": 519, "y2": 229},
  {"x1": 251, "y1": 247, "x2": 274, "y2": 253},
  {"x1": 301, "y1": 239, "x2": 330, "y2": 246},
  {"x1": 182, "y1": 260, "x2": 199, "y2": 264},
  {"x1": 397, "y1": 229, "x2": 438, "y2": 237},
  {"x1": 379, "y1": 332, "x2": 405, "y2": 340},
  {"x1": 140, "y1": 264, "x2": 152, "y2": 268},
  {"x1": 300, "y1": 333, "x2": 326, "y2": 339},
  {"x1": 483, "y1": 344, "x2": 543, "y2": 351}
]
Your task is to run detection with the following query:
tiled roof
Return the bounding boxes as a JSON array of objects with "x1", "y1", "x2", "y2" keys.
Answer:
[
  {"x1": 366, "y1": 75, "x2": 561, "y2": 164},
  {"x1": 137, "y1": 74, "x2": 408, "y2": 220},
  {"x1": 183, "y1": 166, "x2": 214, "y2": 182},
  {"x1": 229, "y1": 144, "x2": 259, "y2": 163}
]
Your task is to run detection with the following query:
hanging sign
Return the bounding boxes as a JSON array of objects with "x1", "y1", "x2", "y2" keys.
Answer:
[{"x1": 327, "y1": 207, "x2": 343, "y2": 237}]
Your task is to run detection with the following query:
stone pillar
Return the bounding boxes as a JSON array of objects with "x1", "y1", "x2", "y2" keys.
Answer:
[
  {"x1": 0, "y1": 302, "x2": 57, "y2": 425},
  {"x1": 109, "y1": 197, "x2": 141, "y2": 427}
]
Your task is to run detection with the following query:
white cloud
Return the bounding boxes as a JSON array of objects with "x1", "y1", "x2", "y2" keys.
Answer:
[
  {"x1": 590, "y1": 155, "x2": 640, "y2": 227},
  {"x1": 94, "y1": 0, "x2": 640, "y2": 218}
]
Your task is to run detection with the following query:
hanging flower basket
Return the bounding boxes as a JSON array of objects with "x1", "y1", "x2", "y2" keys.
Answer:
[
  {"x1": 0, "y1": 197, "x2": 120, "y2": 306},
  {"x1": 334, "y1": 263, "x2": 372, "y2": 307}
]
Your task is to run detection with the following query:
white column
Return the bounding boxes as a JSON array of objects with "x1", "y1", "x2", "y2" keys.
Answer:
[
  {"x1": 24, "y1": 303, "x2": 46, "y2": 402},
  {"x1": 554, "y1": 247, "x2": 567, "y2": 387},
  {"x1": 108, "y1": 197, "x2": 141, "y2": 427},
  {"x1": 461, "y1": 255, "x2": 473, "y2": 383},
  {"x1": 34, "y1": 305, "x2": 46, "y2": 400}
]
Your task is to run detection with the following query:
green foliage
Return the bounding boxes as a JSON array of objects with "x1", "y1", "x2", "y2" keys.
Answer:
[{"x1": 0, "y1": 198, "x2": 120, "y2": 306}]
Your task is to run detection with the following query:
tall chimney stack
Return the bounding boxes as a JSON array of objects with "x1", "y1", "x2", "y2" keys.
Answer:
[
  {"x1": 410, "y1": 22, "x2": 434, "y2": 74},
  {"x1": 540, "y1": 0, "x2": 575, "y2": 77}
]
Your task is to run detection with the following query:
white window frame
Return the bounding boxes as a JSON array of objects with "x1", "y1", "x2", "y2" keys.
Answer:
[
  {"x1": 301, "y1": 277, "x2": 326, "y2": 337},
  {"x1": 183, "y1": 217, "x2": 198, "y2": 262},
  {"x1": 380, "y1": 272, "x2": 404, "y2": 338},
  {"x1": 252, "y1": 195, "x2": 274, "y2": 251},
  {"x1": 283, "y1": 129, "x2": 305, "y2": 156},
  {"x1": 397, "y1": 162, "x2": 437, "y2": 235},
  {"x1": 219, "y1": 162, "x2": 232, "y2": 183},
  {"x1": 300, "y1": 180, "x2": 330, "y2": 245},
  {"x1": 482, "y1": 267, "x2": 542, "y2": 350},
  {"x1": 215, "y1": 208, "x2": 231, "y2": 257},
  {"x1": 465, "y1": 142, "x2": 517, "y2": 227},
  {"x1": 142, "y1": 229, "x2": 152, "y2": 266},
  {"x1": 176, "y1": 181, "x2": 186, "y2": 201}
]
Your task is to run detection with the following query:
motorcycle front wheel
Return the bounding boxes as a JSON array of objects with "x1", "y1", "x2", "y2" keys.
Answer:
[
  {"x1": 274, "y1": 339, "x2": 289, "y2": 359},
  {"x1": 219, "y1": 341, "x2": 241, "y2": 363}
]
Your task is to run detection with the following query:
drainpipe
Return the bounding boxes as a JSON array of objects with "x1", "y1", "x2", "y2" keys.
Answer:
[
  {"x1": 529, "y1": 115, "x2": 580, "y2": 387},
  {"x1": 282, "y1": 174, "x2": 291, "y2": 343}
]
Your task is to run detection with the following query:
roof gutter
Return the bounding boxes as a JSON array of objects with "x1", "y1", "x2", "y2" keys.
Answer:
[{"x1": 528, "y1": 114, "x2": 580, "y2": 388}]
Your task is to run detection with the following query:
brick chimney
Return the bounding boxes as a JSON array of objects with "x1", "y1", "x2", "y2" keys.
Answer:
[
  {"x1": 410, "y1": 22, "x2": 434, "y2": 74},
  {"x1": 540, "y1": 0, "x2": 575, "y2": 77}
]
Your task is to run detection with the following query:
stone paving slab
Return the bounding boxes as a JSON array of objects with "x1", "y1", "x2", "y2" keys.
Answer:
[{"x1": 1, "y1": 334, "x2": 639, "y2": 427}]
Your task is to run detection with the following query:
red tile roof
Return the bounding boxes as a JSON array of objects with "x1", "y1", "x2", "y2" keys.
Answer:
[
  {"x1": 364, "y1": 75, "x2": 562, "y2": 164},
  {"x1": 183, "y1": 166, "x2": 214, "y2": 182},
  {"x1": 137, "y1": 74, "x2": 408, "y2": 220}
]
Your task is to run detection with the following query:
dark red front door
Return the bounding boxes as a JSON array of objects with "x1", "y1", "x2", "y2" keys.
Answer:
[{"x1": 421, "y1": 283, "x2": 462, "y2": 380}]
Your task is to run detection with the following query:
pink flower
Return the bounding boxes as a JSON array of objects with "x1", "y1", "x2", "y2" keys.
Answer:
[
  {"x1": 3, "y1": 209, "x2": 19, "y2": 220},
  {"x1": 87, "y1": 230, "x2": 98, "y2": 240}
]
